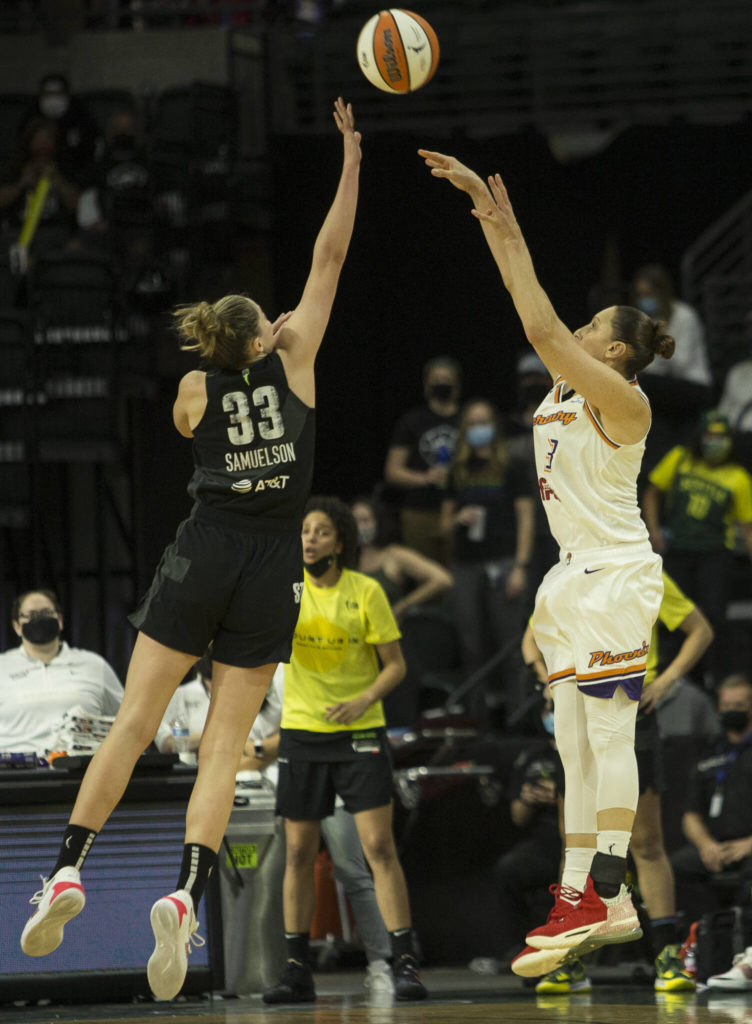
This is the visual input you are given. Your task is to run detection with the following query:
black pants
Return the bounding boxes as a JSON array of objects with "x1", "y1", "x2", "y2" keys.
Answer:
[
  {"x1": 670, "y1": 844, "x2": 752, "y2": 919},
  {"x1": 663, "y1": 549, "x2": 735, "y2": 688}
]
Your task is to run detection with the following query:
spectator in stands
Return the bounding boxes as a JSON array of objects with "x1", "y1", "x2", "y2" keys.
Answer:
[
  {"x1": 0, "y1": 118, "x2": 80, "y2": 254},
  {"x1": 76, "y1": 108, "x2": 152, "y2": 264},
  {"x1": 630, "y1": 263, "x2": 712, "y2": 470},
  {"x1": 718, "y1": 311, "x2": 752, "y2": 470},
  {"x1": 0, "y1": 589, "x2": 123, "y2": 756},
  {"x1": 20, "y1": 73, "x2": 101, "y2": 187},
  {"x1": 642, "y1": 410, "x2": 752, "y2": 687},
  {"x1": 155, "y1": 660, "x2": 396, "y2": 996},
  {"x1": 671, "y1": 674, "x2": 752, "y2": 919},
  {"x1": 441, "y1": 398, "x2": 535, "y2": 710},
  {"x1": 350, "y1": 495, "x2": 453, "y2": 621},
  {"x1": 384, "y1": 356, "x2": 462, "y2": 565}
]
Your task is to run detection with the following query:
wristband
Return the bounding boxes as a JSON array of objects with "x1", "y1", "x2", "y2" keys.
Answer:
[{"x1": 253, "y1": 740, "x2": 264, "y2": 760}]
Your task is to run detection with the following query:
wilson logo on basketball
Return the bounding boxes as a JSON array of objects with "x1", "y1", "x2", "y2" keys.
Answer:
[{"x1": 587, "y1": 641, "x2": 649, "y2": 668}]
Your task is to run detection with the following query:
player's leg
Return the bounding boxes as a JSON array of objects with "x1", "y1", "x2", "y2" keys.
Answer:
[
  {"x1": 147, "y1": 659, "x2": 274, "y2": 1000},
  {"x1": 354, "y1": 803, "x2": 426, "y2": 1001},
  {"x1": 262, "y1": 817, "x2": 321, "y2": 1004},
  {"x1": 321, "y1": 806, "x2": 393, "y2": 993},
  {"x1": 631, "y1": 786, "x2": 695, "y2": 991},
  {"x1": 21, "y1": 634, "x2": 195, "y2": 958}
]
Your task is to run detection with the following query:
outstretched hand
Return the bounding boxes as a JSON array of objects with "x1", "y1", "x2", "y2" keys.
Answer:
[
  {"x1": 333, "y1": 97, "x2": 362, "y2": 163},
  {"x1": 418, "y1": 149, "x2": 485, "y2": 196},
  {"x1": 471, "y1": 173, "x2": 521, "y2": 242}
]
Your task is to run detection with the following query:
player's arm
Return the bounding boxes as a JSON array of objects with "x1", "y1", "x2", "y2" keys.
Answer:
[
  {"x1": 172, "y1": 370, "x2": 207, "y2": 437},
  {"x1": 275, "y1": 98, "x2": 361, "y2": 378},
  {"x1": 640, "y1": 607, "x2": 714, "y2": 711},
  {"x1": 419, "y1": 152, "x2": 648, "y2": 443},
  {"x1": 389, "y1": 545, "x2": 453, "y2": 620},
  {"x1": 641, "y1": 482, "x2": 665, "y2": 553},
  {"x1": 324, "y1": 640, "x2": 406, "y2": 726}
]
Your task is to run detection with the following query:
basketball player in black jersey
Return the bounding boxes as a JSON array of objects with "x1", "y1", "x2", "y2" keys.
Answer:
[{"x1": 20, "y1": 97, "x2": 362, "y2": 1001}]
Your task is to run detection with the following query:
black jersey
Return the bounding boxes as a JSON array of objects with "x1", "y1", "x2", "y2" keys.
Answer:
[{"x1": 187, "y1": 352, "x2": 315, "y2": 522}]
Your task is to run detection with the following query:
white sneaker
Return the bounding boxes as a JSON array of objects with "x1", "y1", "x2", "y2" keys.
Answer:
[
  {"x1": 20, "y1": 866, "x2": 85, "y2": 956},
  {"x1": 147, "y1": 890, "x2": 205, "y2": 1000},
  {"x1": 708, "y1": 947, "x2": 752, "y2": 990},
  {"x1": 364, "y1": 959, "x2": 396, "y2": 996}
]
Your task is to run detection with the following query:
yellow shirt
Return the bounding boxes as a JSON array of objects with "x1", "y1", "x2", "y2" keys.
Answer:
[
  {"x1": 282, "y1": 568, "x2": 401, "y2": 733},
  {"x1": 645, "y1": 571, "x2": 696, "y2": 686}
]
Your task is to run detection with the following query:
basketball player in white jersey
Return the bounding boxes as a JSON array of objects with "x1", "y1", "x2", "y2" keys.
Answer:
[{"x1": 419, "y1": 149, "x2": 675, "y2": 977}]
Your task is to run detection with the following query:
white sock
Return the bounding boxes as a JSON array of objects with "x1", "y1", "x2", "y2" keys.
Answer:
[
  {"x1": 561, "y1": 847, "x2": 594, "y2": 900},
  {"x1": 597, "y1": 829, "x2": 630, "y2": 859}
]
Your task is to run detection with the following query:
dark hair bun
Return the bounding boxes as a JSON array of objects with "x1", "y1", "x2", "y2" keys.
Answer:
[{"x1": 651, "y1": 321, "x2": 675, "y2": 360}]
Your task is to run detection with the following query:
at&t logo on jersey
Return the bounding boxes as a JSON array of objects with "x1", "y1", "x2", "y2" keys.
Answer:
[
  {"x1": 538, "y1": 477, "x2": 560, "y2": 502},
  {"x1": 588, "y1": 641, "x2": 649, "y2": 668},
  {"x1": 230, "y1": 474, "x2": 290, "y2": 494}
]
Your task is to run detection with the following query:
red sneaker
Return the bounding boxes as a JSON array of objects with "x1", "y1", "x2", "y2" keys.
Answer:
[
  {"x1": 511, "y1": 944, "x2": 571, "y2": 979},
  {"x1": 527, "y1": 875, "x2": 641, "y2": 953},
  {"x1": 524, "y1": 881, "x2": 586, "y2": 950}
]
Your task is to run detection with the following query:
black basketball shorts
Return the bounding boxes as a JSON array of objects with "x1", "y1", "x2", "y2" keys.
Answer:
[
  {"x1": 276, "y1": 744, "x2": 394, "y2": 820},
  {"x1": 129, "y1": 512, "x2": 303, "y2": 668}
]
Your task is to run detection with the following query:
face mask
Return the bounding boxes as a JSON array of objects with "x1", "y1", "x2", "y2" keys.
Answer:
[
  {"x1": 39, "y1": 94, "x2": 69, "y2": 119},
  {"x1": 305, "y1": 554, "x2": 335, "y2": 578},
  {"x1": 720, "y1": 710, "x2": 750, "y2": 733},
  {"x1": 21, "y1": 616, "x2": 61, "y2": 645},
  {"x1": 430, "y1": 382, "x2": 454, "y2": 402},
  {"x1": 357, "y1": 524, "x2": 376, "y2": 546},
  {"x1": 541, "y1": 710, "x2": 555, "y2": 736},
  {"x1": 635, "y1": 296, "x2": 659, "y2": 317},
  {"x1": 701, "y1": 436, "x2": 731, "y2": 462},
  {"x1": 466, "y1": 424, "x2": 496, "y2": 449}
]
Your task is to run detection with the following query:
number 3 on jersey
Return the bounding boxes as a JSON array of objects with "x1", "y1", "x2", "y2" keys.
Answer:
[
  {"x1": 544, "y1": 437, "x2": 559, "y2": 471},
  {"x1": 223, "y1": 386, "x2": 284, "y2": 445}
]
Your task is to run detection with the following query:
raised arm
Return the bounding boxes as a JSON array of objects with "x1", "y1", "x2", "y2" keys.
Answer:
[
  {"x1": 275, "y1": 98, "x2": 361, "y2": 396},
  {"x1": 418, "y1": 151, "x2": 649, "y2": 441}
]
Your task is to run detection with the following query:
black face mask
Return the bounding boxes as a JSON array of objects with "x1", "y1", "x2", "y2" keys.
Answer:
[
  {"x1": 429, "y1": 383, "x2": 454, "y2": 402},
  {"x1": 720, "y1": 710, "x2": 751, "y2": 733},
  {"x1": 21, "y1": 616, "x2": 61, "y2": 645},
  {"x1": 305, "y1": 554, "x2": 335, "y2": 578}
]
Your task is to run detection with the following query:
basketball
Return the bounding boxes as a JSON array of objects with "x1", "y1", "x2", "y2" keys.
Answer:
[{"x1": 356, "y1": 9, "x2": 439, "y2": 94}]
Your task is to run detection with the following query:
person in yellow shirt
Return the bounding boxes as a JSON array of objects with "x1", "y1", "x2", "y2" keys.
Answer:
[
  {"x1": 642, "y1": 411, "x2": 752, "y2": 687},
  {"x1": 263, "y1": 496, "x2": 426, "y2": 1006},
  {"x1": 527, "y1": 572, "x2": 714, "y2": 994}
]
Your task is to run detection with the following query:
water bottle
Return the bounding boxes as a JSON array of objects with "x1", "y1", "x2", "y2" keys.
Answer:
[{"x1": 171, "y1": 716, "x2": 191, "y2": 763}]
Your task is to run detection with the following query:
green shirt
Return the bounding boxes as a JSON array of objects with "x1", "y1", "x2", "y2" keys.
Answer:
[{"x1": 649, "y1": 446, "x2": 752, "y2": 551}]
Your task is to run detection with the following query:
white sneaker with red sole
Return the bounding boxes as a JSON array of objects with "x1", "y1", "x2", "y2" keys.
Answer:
[
  {"x1": 147, "y1": 890, "x2": 204, "y2": 1001},
  {"x1": 20, "y1": 866, "x2": 86, "y2": 956}
]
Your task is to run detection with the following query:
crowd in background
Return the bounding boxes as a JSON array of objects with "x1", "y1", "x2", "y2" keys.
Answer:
[{"x1": 2, "y1": 73, "x2": 752, "y2": 981}]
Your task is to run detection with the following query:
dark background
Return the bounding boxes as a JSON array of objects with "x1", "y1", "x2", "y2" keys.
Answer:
[{"x1": 142, "y1": 118, "x2": 752, "y2": 575}]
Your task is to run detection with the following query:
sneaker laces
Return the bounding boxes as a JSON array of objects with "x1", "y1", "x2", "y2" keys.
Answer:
[
  {"x1": 188, "y1": 922, "x2": 205, "y2": 952},
  {"x1": 29, "y1": 875, "x2": 51, "y2": 906},
  {"x1": 546, "y1": 883, "x2": 583, "y2": 921}
]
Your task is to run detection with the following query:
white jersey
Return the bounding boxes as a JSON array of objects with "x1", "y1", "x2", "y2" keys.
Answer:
[
  {"x1": 0, "y1": 641, "x2": 123, "y2": 755},
  {"x1": 532, "y1": 376, "x2": 651, "y2": 552}
]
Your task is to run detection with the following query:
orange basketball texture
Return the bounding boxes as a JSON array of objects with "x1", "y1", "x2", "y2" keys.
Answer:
[{"x1": 356, "y1": 9, "x2": 440, "y2": 94}]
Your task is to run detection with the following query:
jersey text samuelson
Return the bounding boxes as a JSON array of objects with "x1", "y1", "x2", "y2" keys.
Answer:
[{"x1": 224, "y1": 442, "x2": 296, "y2": 473}]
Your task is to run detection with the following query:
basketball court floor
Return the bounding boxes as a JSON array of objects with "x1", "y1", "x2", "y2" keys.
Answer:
[{"x1": 3, "y1": 967, "x2": 749, "y2": 1024}]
